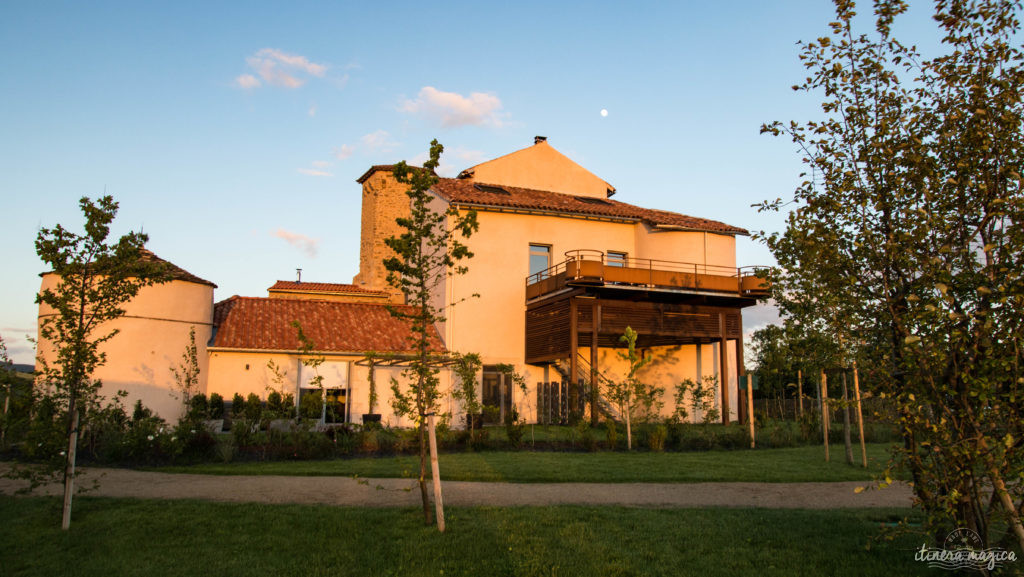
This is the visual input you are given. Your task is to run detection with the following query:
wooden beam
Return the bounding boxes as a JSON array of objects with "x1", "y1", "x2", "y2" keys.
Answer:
[
  {"x1": 719, "y1": 312, "x2": 730, "y2": 425},
  {"x1": 590, "y1": 300, "x2": 600, "y2": 426},
  {"x1": 569, "y1": 297, "x2": 579, "y2": 420}
]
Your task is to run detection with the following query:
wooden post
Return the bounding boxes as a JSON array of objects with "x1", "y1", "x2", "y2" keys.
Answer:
[
  {"x1": 747, "y1": 376, "x2": 756, "y2": 449},
  {"x1": 820, "y1": 370, "x2": 829, "y2": 462},
  {"x1": 853, "y1": 362, "x2": 867, "y2": 468},
  {"x1": 842, "y1": 370, "x2": 853, "y2": 465},
  {"x1": 718, "y1": 313, "x2": 730, "y2": 425},
  {"x1": 797, "y1": 369, "x2": 804, "y2": 418},
  {"x1": 590, "y1": 301, "x2": 600, "y2": 426},
  {"x1": 61, "y1": 400, "x2": 79, "y2": 530},
  {"x1": 427, "y1": 413, "x2": 445, "y2": 532},
  {"x1": 569, "y1": 298, "x2": 579, "y2": 420}
]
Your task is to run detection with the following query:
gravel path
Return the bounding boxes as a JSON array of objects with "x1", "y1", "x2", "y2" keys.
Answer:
[{"x1": 0, "y1": 467, "x2": 914, "y2": 509}]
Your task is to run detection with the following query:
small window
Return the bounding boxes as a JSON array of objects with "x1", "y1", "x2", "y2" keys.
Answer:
[
  {"x1": 573, "y1": 195, "x2": 611, "y2": 205},
  {"x1": 529, "y1": 244, "x2": 551, "y2": 277},
  {"x1": 474, "y1": 183, "x2": 509, "y2": 195},
  {"x1": 607, "y1": 251, "x2": 628, "y2": 267}
]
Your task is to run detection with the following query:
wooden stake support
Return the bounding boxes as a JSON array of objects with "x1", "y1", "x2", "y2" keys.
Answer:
[
  {"x1": 820, "y1": 370, "x2": 830, "y2": 463},
  {"x1": 427, "y1": 413, "x2": 445, "y2": 532},
  {"x1": 747, "y1": 376, "x2": 755, "y2": 449},
  {"x1": 853, "y1": 362, "x2": 867, "y2": 468}
]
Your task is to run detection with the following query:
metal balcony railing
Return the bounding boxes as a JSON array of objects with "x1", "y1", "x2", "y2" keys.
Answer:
[{"x1": 525, "y1": 249, "x2": 769, "y2": 301}]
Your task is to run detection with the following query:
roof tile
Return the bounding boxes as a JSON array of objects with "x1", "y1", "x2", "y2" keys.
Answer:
[
  {"x1": 211, "y1": 296, "x2": 443, "y2": 354},
  {"x1": 432, "y1": 178, "x2": 748, "y2": 235},
  {"x1": 268, "y1": 281, "x2": 388, "y2": 296}
]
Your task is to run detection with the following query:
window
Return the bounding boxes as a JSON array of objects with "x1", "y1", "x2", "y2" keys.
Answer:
[
  {"x1": 607, "y1": 251, "x2": 628, "y2": 267},
  {"x1": 529, "y1": 244, "x2": 551, "y2": 277},
  {"x1": 573, "y1": 195, "x2": 612, "y2": 205},
  {"x1": 474, "y1": 183, "x2": 510, "y2": 195},
  {"x1": 482, "y1": 366, "x2": 512, "y2": 424}
]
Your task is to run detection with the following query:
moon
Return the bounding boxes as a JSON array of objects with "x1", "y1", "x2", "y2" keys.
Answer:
[{"x1": 600, "y1": 109, "x2": 608, "y2": 117}]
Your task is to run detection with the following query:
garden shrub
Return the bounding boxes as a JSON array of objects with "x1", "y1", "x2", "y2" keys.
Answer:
[
  {"x1": 187, "y1": 393, "x2": 209, "y2": 422},
  {"x1": 230, "y1": 393, "x2": 245, "y2": 418},
  {"x1": 243, "y1": 393, "x2": 263, "y2": 427},
  {"x1": 646, "y1": 424, "x2": 668, "y2": 452},
  {"x1": 208, "y1": 393, "x2": 225, "y2": 420},
  {"x1": 604, "y1": 420, "x2": 619, "y2": 450}
]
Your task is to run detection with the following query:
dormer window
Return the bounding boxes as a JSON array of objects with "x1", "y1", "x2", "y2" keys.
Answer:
[
  {"x1": 573, "y1": 195, "x2": 611, "y2": 205},
  {"x1": 474, "y1": 183, "x2": 510, "y2": 195}
]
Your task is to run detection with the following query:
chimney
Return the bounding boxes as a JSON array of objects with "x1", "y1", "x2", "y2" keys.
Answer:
[
  {"x1": 296, "y1": 268, "x2": 302, "y2": 283},
  {"x1": 534, "y1": 136, "x2": 547, "y2": 145}
]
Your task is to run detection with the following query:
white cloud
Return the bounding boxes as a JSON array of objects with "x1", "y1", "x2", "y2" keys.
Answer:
[
  {"x1": 333, "y1": 144, "x2": 354, "y2": 160},
  {"x1": 298, "y1": 167, "x2": 333, "y2": 177},
  {"x1": 237, "y1": 48, "x2": 328, "y2": 89},
  {"x1": 413, "y1": 146, "x2": 487, "y2": 177},
  {"x1": 273, "y1": 228, "x2": 320, "y2": 257},
  {"x1": 361, "y1": 129, "x2": 399, "y2": 152},
  {"x1": 399, "y1": 86, "x2": 504, "y2": 127},
  {"x1": 234, "y1": 74, "x2": 261, "y2": 89},
  {"x1": 308, "y1": 104, "x2": 317, "y2": 117}
]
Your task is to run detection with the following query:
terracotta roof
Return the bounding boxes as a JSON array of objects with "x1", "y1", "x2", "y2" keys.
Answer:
[
  {"x1": 431, "y1": 179, "x2": 748, "y2": 235},
  {"x1": 355, "y1": 164, "x2": 434, "y2": 184},
  {"x1": 268, "y1": 281, "x2": 388, "y2": 296},
  {"x1": 211, "y1": 296, "x2": 444, "y2": 353},
  {"x1": 41, "y1": 249, "x2": 217, "y2": 288},
  {"x1": 139, "y1": 249, "x2": 217, "y2": 287}
]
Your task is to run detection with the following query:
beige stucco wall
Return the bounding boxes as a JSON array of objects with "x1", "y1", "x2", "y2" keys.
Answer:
[
  {"x1": 36, "y1": 275, "x2": 214, "y2": 422},
  {"x1": 434, "y1": 206, "x2": 742, "y2": 424},
  {"x1": 538, "y1": 342, "x2": 739, "y2": 424},
  {"x1": 468, "y1": 141, "x2": 613, "y2": 199},
  {"x1": 207, "y1": 350, "x2": 456, "y2": 428},
  {"x1": 634, "y1": 226, "x2": 737, "y2": 270}
]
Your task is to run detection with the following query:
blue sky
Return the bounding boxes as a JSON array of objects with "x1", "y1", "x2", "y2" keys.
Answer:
[{"x1": 0, "y1": 1, "x2": 944, "y2": 364}]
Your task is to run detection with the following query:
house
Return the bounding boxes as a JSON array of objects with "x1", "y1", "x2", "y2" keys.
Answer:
[
  {"x1": 353, "y1": 137, "x2": 765, "y2": 425},
  {"x1": 36, "y1": 138, "x2": 764, "y2": 425},
  {"x1": 205, "y1": 285, "x2": 446, "y2": 427}
]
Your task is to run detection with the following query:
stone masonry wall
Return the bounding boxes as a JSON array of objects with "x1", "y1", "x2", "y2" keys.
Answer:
[{"x1": 352, "y1": 169, "x2": 409, "y2": 302}]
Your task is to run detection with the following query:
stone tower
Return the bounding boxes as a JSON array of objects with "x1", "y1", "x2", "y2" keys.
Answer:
[{"x1": 352, "y1": 165, "x2": 412, "y2": 301}]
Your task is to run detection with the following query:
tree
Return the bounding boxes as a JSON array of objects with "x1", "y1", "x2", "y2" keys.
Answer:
[
  {"x1": 451, "y1": 352, "x2": 482, "y2": 433},
  {"x1": 292, "y1": 321, "x2": 325, "y2": 421},
  {"x1": 170, "y1": 326, "x2": 200, "y2": 418},
  {"x1": 383, "y1": 140, "x2": 478, "y2": 527},
  {"x1": 762, "y1": 0, "x2": 1024, "y2": 550},
  {"x1": 35, "y1": 195, "x2": 167, "y2": 529},
  {"x1": 0, "y1": 336, "x2": 16, "y2": 447},
  {"x1": 606, "y1": 327, "x2": 654, "y2": 450}
]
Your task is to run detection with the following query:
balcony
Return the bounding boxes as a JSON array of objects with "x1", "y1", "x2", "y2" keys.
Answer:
[{"x1": 525, "y1": 249, "x2": 769, "y2": 302}]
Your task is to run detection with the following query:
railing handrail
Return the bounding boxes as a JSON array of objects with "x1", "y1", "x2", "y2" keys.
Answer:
[{"x1": 525, "y1": 249, "x2": 770, "y2": 301}]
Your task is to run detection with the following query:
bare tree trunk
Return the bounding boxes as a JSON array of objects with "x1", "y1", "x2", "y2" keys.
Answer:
[
  {"x1": 1, "y1": 382, "x2": 10, "y2": 446},
  {"x1": 625, "y1": 401, "x2": 632, "y2": 450},
  {"x1": 418, "y1": 416, "x2": 432, "y2": 526},
  {"x1": 61, "y1": 396, "x2": 79, "y2": 531},
  {"x1": 842, "y1": 371, "x2": 853, "y2": 465},
  {"x1": 797, "y1": 369, "x2": 804, "y2": 418}
]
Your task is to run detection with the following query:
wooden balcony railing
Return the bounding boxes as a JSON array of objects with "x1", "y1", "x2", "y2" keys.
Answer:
[{"x1": 525, "y1": 249, "x2": 769, "y2": 301}]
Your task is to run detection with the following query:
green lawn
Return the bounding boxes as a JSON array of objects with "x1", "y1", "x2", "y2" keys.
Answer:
[
  {"x1": 153, "y1": 443, "x2": 898, "y2": 483},
  {"x1": 0, "y1": 496, "x2": 926, "y2": 577}
]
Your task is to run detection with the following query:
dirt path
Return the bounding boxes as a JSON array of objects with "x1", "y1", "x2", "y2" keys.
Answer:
[{"x1": 0, "y1": 467, "x2": 914, "y2": 509}]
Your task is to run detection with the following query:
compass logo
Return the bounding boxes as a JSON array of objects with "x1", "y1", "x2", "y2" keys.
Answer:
[{"x1": 915, "y1": 528, "x2": 1017, "y2": 571}]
